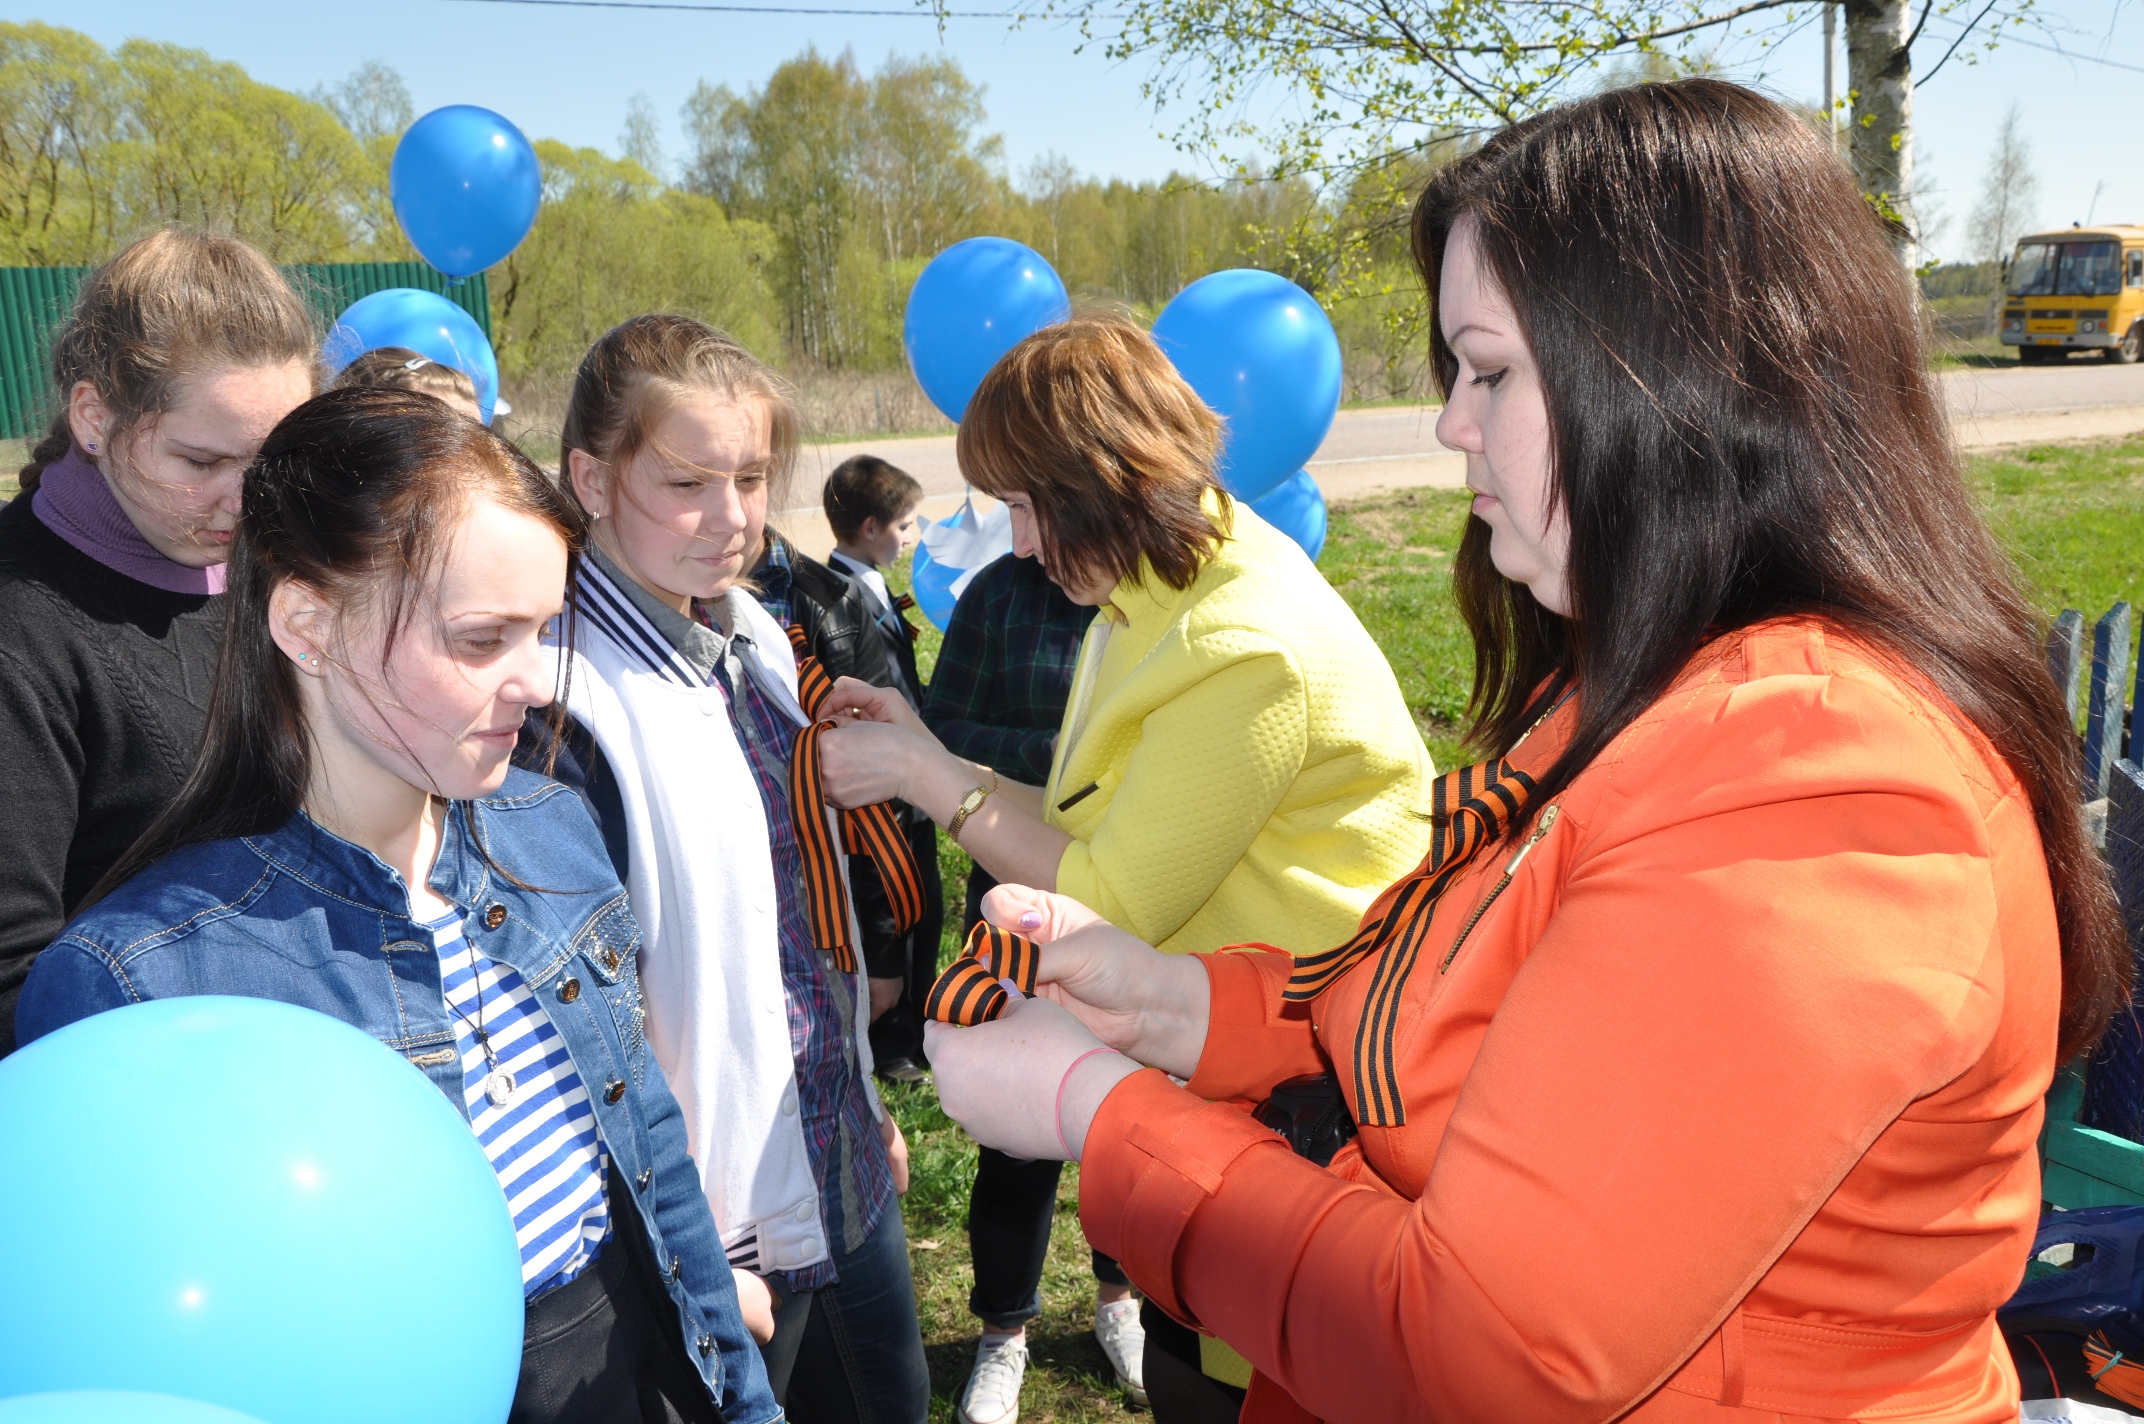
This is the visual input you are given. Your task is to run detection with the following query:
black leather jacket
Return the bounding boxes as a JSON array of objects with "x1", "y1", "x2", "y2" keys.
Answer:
[{"x1": 775, "y1": 539, "x2": 906, "y2": 694}]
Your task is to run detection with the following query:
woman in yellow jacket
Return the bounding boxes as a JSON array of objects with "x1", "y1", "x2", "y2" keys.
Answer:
[
  {"x1": 819, "y1": 317, "x2": 1431, "y2": 953},
  {"x1": 819, "y1": 315, "x2": 1432, "y2": 1418}
]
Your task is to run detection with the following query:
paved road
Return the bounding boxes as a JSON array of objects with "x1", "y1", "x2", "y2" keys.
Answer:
[
  {"x1": 775, "y1": 358, "x2": 2144, "y2": 558},
  {"x1": 1943, "y1": 359, "x2": 2144, "y2": 417}
]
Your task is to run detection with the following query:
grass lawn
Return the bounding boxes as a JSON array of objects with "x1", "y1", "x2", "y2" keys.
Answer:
[
  {"x1": 1928, "y1": 333, "x2": 2015, "y2": 371},
  {"x1": 881, "y1": 434, "x2": 2144, "y2": 1421}
]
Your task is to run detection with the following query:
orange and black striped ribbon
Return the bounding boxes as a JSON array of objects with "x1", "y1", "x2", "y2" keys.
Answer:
[
  {"x1": 2085, "y1": 1331, "x2": 2144, "y2": 1409},
  {"x1": 782, "y1": 624, "x2": 927, "y2": 974},
  {"x1": 1284, "y1": 758, "x2": 1536, "y2": 1127},
  {"x1": 890, "y1": 591, "x2": 923, "y2": 644},
  {"x1": 924, "y1": 923, "x2": 1042, "y2": 1026}
]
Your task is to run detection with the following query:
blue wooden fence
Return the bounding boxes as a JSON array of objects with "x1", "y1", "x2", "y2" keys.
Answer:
[{"x1": 2041, "y1": 601, "x2": 2144, "y2": 1206}]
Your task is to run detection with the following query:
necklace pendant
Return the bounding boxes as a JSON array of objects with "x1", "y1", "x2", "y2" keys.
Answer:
[{"x1": 484, "y1": 1070, "x2": 518, "y2": 1108}]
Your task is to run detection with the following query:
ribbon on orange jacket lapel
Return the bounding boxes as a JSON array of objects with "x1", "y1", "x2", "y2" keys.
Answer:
[{"x1": 1282, "y1": 756, "x2": 1537, "y2": 1126}]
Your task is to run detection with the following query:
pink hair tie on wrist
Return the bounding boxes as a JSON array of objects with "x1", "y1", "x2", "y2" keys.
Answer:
[{"x1": 1056, "y1": 1047, "x2": 1117, "y2": 1160}]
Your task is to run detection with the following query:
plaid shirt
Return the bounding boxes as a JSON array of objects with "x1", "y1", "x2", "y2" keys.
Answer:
[
  {"x1": 920, "y1": 553, "x2": 1093, "y2": 785},
  {"x1": 703, "y1": 616, "x2": 892, "y2": 1287},
  {"x1": 752, "y1": 534, "x2": 797, "y2": 628}
]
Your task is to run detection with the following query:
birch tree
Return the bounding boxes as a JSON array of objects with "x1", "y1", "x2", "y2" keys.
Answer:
[{"x1": 1966, "y1": 102, "x2": 2037, "y2": 266}]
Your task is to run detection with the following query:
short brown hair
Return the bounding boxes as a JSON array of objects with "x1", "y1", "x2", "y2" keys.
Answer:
[
  {"x1": 332, "y1": 346, "x2": 480, "y2": 411},
  {"x1": 22, "y1": 228, "x2": 317, "y2": 491},
  {"x1": 559, "y1": 313, "x2": 797, "y2": 513},
  {"x1": 824, "y1": 455, "x2": 923, "y2": 541},
  {"x1": 957, "y1": 316, "x2": 1229, "y2": 593}
]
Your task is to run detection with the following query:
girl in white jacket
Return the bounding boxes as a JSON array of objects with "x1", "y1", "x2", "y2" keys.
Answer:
[{"x1": 532, "y1": 314, "x2": 927, "y2": 1424}]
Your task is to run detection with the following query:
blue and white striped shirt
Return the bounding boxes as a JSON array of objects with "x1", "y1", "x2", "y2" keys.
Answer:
[{"x1": 428, "y1": 912, "x2": 611, "y2": 1296}]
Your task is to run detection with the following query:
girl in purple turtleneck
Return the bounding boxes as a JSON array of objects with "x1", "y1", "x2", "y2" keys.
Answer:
[{"x1": 0, "y1": 230, "x2": 315, "y2": 1054}]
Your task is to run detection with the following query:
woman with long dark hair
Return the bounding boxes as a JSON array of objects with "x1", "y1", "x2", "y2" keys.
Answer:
[
  {"x1": 919, "y1": 79, "x2": 2130, "y2": 1424},
  {"x1": 17, "y1": 389, "x2": 783, "y2": 1424}
]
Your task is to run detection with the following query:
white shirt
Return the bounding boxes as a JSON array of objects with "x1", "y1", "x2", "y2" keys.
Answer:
[{"x1": 827, "y1": 549, "x2": 894, "y2": 621}]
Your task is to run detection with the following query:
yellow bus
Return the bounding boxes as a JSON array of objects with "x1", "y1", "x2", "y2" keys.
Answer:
[{"x1": 2000, "y1": 227, "x2": 2144, "y2": 364}]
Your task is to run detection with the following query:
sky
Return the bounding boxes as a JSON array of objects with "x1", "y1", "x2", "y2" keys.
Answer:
[{"x1": 1, "y1": 0, "x2": 2136, "y2": 264}]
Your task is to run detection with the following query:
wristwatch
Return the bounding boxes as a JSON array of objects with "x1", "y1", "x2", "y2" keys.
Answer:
[{"x1": 947, "y1": 766, "x2": 1000, "y2": 845}]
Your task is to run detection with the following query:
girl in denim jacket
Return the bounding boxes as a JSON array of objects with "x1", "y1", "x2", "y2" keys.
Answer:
[{"x1": 17, "y1": 388, "x2": 783, "y2": 1424}]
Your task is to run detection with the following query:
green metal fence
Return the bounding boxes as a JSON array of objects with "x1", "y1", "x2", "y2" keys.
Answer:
[{"x1": 0, "y1": 262, "x2": 492, "y2": 440}]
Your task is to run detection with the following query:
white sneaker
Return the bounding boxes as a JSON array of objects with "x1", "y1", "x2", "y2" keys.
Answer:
[
  {"x1": 1094, "y1": 1297, "x2": 1148, "y2": 1407},
  {"x1": 957, "y1": 1331, "x2": 1028, "y2": 1424}
]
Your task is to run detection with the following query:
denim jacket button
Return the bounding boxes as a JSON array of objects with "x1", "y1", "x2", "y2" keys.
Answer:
[
  {"x1": 637, "y1": 1167, "x2": 652, "y2": 1191},
  {"x1": 604, "y1": 1079, "x2": 626, "y2": 1104},
  {"x1": 605, "y1": 947, "x2": 622, "y2": 973},
  {"x1": 558, "y1": 977, "x2": 581, "y2": 1004},
  {"x1": 697, "y1": 1332, "x2": 714, "y2": 1356},
  {"x1": 484, "y1": 903, "x2": 507, "y2": 930}
]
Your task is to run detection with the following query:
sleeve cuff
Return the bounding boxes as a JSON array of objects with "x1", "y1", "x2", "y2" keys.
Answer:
[
  {"x1": 1077, "y1": 1067, "x2": 1289, "y2": 1325},
  {"x1": 1186, "y1": 949, "x2": 1328, "y2": 1103}
]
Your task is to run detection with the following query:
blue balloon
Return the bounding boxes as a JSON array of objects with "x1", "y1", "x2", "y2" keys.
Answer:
[
  {"x1": 323, "y1": 288, "x2": 499, "y2": 424},
  {"x1": 391, "y1": 105, "x2": 541, "y2": 278},
  {"x1": 1248, "y1": 468, "x2": 1328, "y2": 561},
  {"x1": 908, "y1": 532, "x2": 961, "y2": 630},
  {"x1": 904, "y1": 238, "x2": 1070, "y2": 423},
  {"x1": 0, "y1": 998, "x2": 523, "y2": 1424},
  {"x1": 1152, "y1": 270, "x2": 1343, "y2": 502},
  {"x1": 0, "y1": 1394, "x2": 268, "y2": 1424}
]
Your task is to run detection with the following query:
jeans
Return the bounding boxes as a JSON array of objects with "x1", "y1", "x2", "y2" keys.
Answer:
[
  {"x1": 777, "y1": 1203, "x2": 931, "y2": 1424},
  {"x1": 968, "y1": 1147, "x2": 1131, "y2": 1331}
]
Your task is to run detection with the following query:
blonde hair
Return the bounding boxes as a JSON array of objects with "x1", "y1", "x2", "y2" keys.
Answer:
[
  {"x1": 331, "y1": 346, "x2": 480, "y2": 411},
  {"x1": 22, "y1": 229, "x2": 317, "y2": 491},
  {"x1": 559, "y1": 314, "x2": 797, "y2": 510}
]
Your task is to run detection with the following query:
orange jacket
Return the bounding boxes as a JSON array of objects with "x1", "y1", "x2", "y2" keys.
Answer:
[{"x1": 1079, "y1": 619, "x2": 2059, "y2": 1424}]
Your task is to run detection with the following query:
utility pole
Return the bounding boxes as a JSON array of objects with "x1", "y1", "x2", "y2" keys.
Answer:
[{"x1": 1822, "y1": 3, "x2": 1839, "y2": 153}]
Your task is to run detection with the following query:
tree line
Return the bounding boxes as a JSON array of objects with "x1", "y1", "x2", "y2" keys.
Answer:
[{"x1": 0, "y1": 22, "x2": 1440, "y2": 410}]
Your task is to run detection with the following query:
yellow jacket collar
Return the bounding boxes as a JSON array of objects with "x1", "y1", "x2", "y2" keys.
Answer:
[{"x1": 1099, "y1": 488, "x2": 1231, "y2": 626}]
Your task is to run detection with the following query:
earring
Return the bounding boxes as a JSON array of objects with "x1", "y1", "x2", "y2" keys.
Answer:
[{"x1": 85, "y1": 441, "x2": 97, "y2": 454}]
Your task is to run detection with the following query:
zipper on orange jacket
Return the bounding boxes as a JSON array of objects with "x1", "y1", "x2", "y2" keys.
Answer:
[{"x1": 1438, "y1": 804, "x2": 1560, "y2": 975}]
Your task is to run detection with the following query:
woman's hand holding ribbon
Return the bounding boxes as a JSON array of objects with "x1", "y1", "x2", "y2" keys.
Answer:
[
  {"x1": 981, "y1": 885, "x2": 1211, "y2": 1078},
  {"x1": 816, "y1": 719, "x2": 931, "y2": 808},
  {"x1": 824, "y1": 675, "x2": 931, "y2": 736}
]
